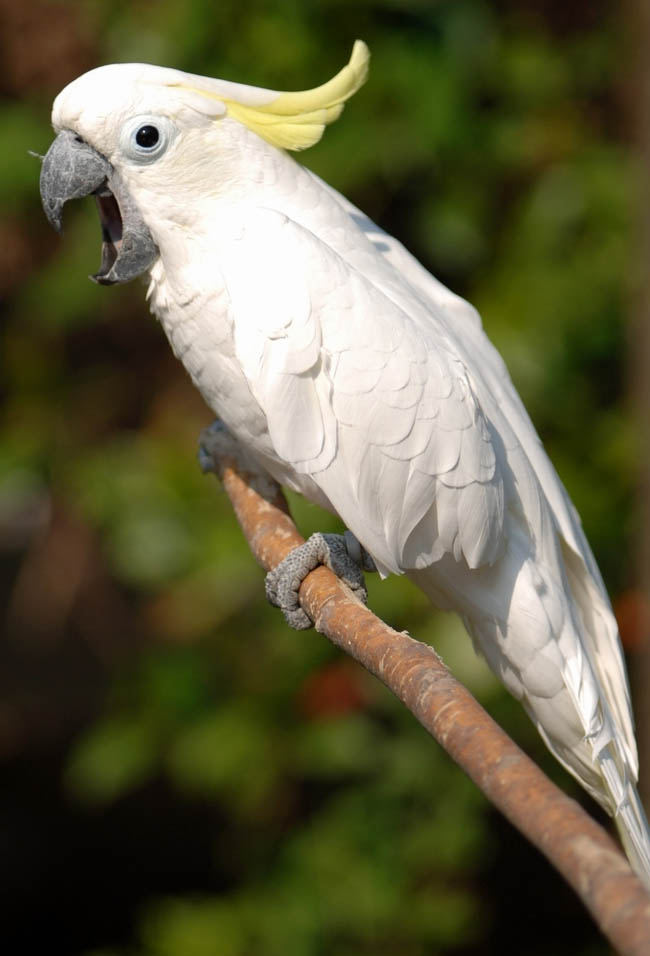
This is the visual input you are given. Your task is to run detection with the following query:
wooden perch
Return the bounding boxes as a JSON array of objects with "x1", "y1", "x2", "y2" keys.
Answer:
[{"x1": 200, "y1": 426, "x2": 650, "y2": 956}]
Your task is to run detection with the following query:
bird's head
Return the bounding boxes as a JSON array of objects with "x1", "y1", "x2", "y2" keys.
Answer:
[{"x1": 39, "y1": 41, "x2": 369, "y2": 285}]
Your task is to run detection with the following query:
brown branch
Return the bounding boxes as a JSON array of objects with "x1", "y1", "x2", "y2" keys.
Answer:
[{"x1": 200, "y1": 429, "x2": 650, "y2": 956}]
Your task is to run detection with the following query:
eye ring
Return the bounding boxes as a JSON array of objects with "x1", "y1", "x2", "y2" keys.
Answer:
[{"x1": 120, "y1": 115, "x2": 176, "y2": 165}]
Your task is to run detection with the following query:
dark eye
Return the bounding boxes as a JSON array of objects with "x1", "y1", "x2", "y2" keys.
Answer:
[
  {"x1": 135, "y1": 125, "x2": 160, "y2": 149},
  {"x1": 121, "y1": 115, "x2": 176, "y2": 164}
]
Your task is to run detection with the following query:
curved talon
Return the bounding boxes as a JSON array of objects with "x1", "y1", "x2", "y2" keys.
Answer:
[
  {"x1": 197, "y1": 419, "x2": 238, "y2": 474},
  {"x1": 198, "y1": 421, "x2": 225, "y2": 473},
  {"x1": 265, "y1": 531, "x2": 373, "y2": 630}
]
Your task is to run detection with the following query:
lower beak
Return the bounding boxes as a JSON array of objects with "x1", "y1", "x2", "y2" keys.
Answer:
[{"x1": 39, "y1": 129, "x2": 158, "y2": 285}]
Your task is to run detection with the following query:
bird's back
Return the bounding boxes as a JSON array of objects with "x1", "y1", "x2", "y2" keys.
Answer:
[{"x1": 271, "y1": 166, "x2": 650, "y2": 881}]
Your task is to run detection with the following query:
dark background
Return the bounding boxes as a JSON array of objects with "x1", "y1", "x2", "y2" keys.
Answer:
[{"x1": 1, "y1": 1, "x2": 645, "y2": 953}]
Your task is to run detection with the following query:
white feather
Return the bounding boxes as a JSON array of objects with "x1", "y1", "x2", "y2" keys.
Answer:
[{"x1": 50, "y1": 57, "x2": 650, "y2": 888}]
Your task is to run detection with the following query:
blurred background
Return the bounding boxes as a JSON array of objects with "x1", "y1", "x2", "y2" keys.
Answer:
[{"x1": 1, "y1": 0, "x2": 648, "y2": 953}]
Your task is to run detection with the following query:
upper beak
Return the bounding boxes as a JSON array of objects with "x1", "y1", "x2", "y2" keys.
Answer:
[{"x1": 39, "y1": 129, "x2": 158, "y2": 285}]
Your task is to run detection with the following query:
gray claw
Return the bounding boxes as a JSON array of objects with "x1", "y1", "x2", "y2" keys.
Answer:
[
  {"x1": 198, "y1": 423, "x2": 376, "y2": 630},
  {"x1": 198, "y1": 420, "x2": 229, "y2": 474},
  {"x1": 265, "y1": 531, "x2": 373, "y2": 630}
]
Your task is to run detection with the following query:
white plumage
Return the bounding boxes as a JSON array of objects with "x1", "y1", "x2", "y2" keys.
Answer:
[{"x1": 43, "y1": 42, "x2": 650, "y2": 885}]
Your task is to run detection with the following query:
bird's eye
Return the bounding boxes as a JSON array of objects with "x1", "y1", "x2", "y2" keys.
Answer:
[
  {"x1": 120, "y1": 115, "x2": 176, "y2": 165},
  {"x1": 135, "y1": 125, "x2": 160, "y2": 149}
]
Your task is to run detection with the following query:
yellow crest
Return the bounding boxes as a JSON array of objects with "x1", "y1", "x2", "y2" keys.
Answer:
[{"x1": 186, "y1": 41, "x2": 369, "y2": 151}]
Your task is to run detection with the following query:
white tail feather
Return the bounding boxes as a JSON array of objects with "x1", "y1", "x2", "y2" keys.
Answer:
[{"x1": 615, "y1": 784, "x2": 650, "y2": 889}]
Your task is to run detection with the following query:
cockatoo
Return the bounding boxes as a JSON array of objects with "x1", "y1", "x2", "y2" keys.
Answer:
[{"x1": 39, "y1": 41, "x2": 650, "y2": 886}]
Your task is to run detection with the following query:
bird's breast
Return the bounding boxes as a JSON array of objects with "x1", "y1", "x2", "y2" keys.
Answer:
[{"x1": 147, "y1": 258, "x2": 274, "y2": 451}]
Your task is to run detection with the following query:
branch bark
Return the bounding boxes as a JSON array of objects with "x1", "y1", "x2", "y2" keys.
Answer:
[{"x1": 200, "y1": 429, "x2": 650, "y2": 956}]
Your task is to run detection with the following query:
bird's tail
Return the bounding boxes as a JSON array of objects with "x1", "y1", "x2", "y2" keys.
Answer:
[
  {"x1": 614, "y1": 781, "x2": 650, "y2": 890},
  {"x1": 531, "y1": 702, "x2": 650, "y2": 889},
  {"x1": 409, "y1": 547, "x2": 650, "y2": 890}
]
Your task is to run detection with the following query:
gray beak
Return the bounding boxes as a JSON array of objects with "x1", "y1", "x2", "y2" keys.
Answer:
[{"x1": 39, "y1": 129, "x2": 158, "y2": 285}]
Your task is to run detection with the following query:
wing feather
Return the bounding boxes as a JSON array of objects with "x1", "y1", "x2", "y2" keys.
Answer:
[
  {"x1": 225, "y1": 205, "x2": 506, "y2": 573},
  {"x1": 290, "y1": 170, "x2": 640, "y2": 837}
]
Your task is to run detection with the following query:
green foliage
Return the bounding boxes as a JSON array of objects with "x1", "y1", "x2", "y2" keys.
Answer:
[
  {"x1": 1, "y1": 2, "x2": 626, "y2": 954},
  {"x1": 65, "y1": 714, "x2": 161, "y2": 804}
]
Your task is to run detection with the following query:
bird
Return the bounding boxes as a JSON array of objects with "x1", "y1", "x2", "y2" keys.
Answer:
[{"x1": 39, "y1": 40, "x2": 650, "y2": 887}]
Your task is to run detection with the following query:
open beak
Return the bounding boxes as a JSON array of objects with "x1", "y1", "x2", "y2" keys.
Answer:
[{"x1": 39, "y1": 128, "x2": 158, "y2": 285}]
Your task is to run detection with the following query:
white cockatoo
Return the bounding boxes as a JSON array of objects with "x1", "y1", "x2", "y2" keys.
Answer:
[{"x1": 40, "y1": 42, "x2": 650, "y2": 886}]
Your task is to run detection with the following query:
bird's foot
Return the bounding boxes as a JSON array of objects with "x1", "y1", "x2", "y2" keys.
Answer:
[
  {"x1": 266, "y1": 531, "x2": 376, "y2": 630},
  {"x1": 199, "y1": 422, "x2": 376, "y2": 630},
  {"x1": 197, "y1": 419, "x2": 229, "y2": 474},
  {"x1": 198, "y1": 419, "x2": 258, "y2": 474},
  {"x1": 198, "y1": 419, "x2": 283, "y2": 499}
]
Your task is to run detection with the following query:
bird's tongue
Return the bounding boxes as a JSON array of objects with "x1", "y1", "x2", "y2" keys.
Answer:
[
  {"x1": 95, "y1": 189, "x2": 123, "y2": 249},
  {"x1": 93, "y1": 188, "x2": 123, "y2": 281},
  {"x1": 90, "y1": 169, "x2": 159, "y2": 286}
]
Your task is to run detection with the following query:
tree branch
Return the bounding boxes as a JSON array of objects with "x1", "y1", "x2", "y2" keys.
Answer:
[{"x1": 200, "y1": 428, "x2": 650, "y2": 956}]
